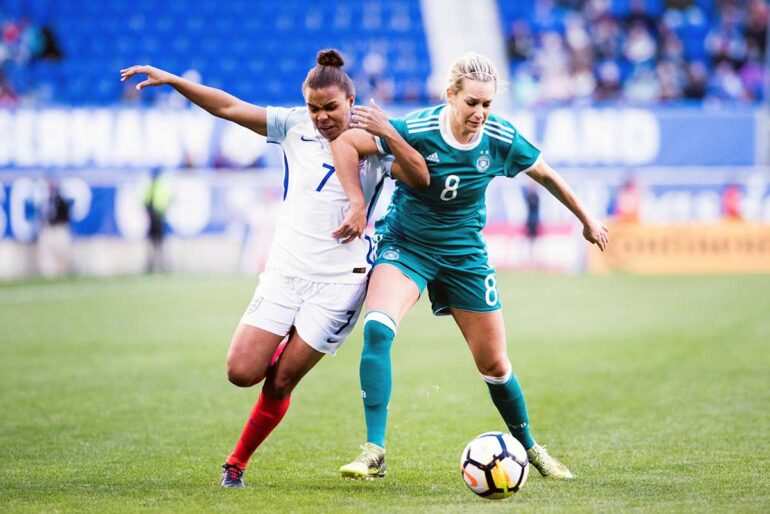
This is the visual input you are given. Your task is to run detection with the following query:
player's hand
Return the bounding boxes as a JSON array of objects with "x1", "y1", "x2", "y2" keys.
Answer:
[
  {"x1": 120, "y1": 65, "x2": 174, "y2": 90},
  {"x1": 583, "y1": 217, "x2": 609, "y2": 251},
  {"x1": 350, "y1": 99, "x2": 394, "y2": 139},
  {"x1": 332, "y1": 202, "x2": 366, "y2": 244}
]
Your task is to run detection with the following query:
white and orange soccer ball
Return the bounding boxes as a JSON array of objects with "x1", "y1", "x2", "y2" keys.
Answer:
[{"x1": 460, "y1": 432, "x2": 529, "y2": 500}]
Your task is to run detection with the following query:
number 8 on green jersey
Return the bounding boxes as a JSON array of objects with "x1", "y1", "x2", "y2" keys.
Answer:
[{"x1": 372, "y1": 104, "x2": 541, "y2": 315}]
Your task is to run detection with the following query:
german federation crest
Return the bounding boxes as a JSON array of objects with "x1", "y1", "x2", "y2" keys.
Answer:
[
  {"x1": 381, "y1": 248, "x2": 400, "y2": 261},
  {"x1": 476, "y1": 155, "x2": 490, "y2": 172}
]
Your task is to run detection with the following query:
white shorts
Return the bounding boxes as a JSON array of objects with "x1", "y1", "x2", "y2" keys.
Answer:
[{"x1": 240, "y1": 270, "x2": 366, "y2": 355}]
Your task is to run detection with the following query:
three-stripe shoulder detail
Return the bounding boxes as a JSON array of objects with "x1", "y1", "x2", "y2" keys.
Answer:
[
  {"x1": 485, "y1": 120, "x2": 516, "y2": 135},
  {"x1": 406, "y1": 115, "x2": 440, "y2": 134},
  {"x1": 408, "y1": 125, "x2": 440, "y2": 134},
  {"x1": 483, "y1": 121, "x2": 516, "y2": 144},
  {"x1": 405, "y1": 115, "x2": 440, "y2": 125}
]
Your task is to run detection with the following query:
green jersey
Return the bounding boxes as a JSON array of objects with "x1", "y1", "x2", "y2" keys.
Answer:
[{"x1": 375, "y1": 104, "x2": 541, "y2": 255}]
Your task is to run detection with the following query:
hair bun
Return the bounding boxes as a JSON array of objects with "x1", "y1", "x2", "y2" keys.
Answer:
[{"x1": 317, "y1": 49, "x2": 345, "y2": 68}]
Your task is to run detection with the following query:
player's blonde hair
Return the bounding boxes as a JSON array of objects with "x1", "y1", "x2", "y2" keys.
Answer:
[{"x1": 447, "y1": 52, "x2": 499, "y2": 94}]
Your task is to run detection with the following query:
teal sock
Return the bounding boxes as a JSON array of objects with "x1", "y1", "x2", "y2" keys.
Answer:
[
  {"x1": 359, "y1": 311, "x2": 396, "y2": 448},
  {"x1": 483, "y1": 366, "x2": 536, "y2": 450}
]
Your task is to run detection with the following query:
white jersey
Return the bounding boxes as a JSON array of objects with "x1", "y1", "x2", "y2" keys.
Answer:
[{"x1": 264, "y1": 106, "x2": 391, "y2": 284}]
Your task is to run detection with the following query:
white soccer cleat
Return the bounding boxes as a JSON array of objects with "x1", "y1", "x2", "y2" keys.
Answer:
[
  {"x1": 526, "y1": 444, "x2": 574, "y2": 480},
  {"x1": 339, "y1": 442, "x2": 387, "y2": 480}
]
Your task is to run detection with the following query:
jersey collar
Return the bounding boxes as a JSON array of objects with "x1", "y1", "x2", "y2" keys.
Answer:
[{"x1": 439, "y1": 105, "x2": 483, "y2": 151}]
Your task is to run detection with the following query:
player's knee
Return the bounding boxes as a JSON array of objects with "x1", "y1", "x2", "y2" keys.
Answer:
[
  {"x1": 477, "y1": 359, "x2": 511, "y2": 380},
  {"x1": 227, "y1": 363, "x2": 259, "y2": 388}
]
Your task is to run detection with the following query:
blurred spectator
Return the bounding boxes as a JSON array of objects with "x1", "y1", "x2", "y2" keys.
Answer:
[
  {"x1": 740, "y1": 46, "x2": 765, "y2": 100},
  {"x1": 534, "y1": 31, "x2": 573, "y2": 103},
  {"x1": 623, "y1": 22, "x2": 658, "y2": 66},
  {"x1": 722, "y1": 184, "x2": 742, "y2": 220},
  {"x1": 594, "y1": 60, "x2": 623, "y2": 101},
  {"x1": 511, "y1": 63, "x2": 540, "y2": 106},
  {"x1": 0, "y1": 70, "x2": 18, "y2": 106},
  {"x1": 683, "y1": 61, "x2": 708, "y2": 99},
  {"x1": 658, "y1": 26, "x2": 686, "y2": 66},
  {"x1": 144, "y1": 169, "x2": 171, "y2": 273},
  {"x1": 591, "y1": 15, "x2": 623, "y2": 61},
  {"x1": 36, "y1": 25, "x2": 63, "y2": 61},
  {"x1": 705, "y1": 8, "x2": 747, "y2": 67},
  {"x1": 657, "y1": 60, "x2": 684, "y2": 101},
  {"x1": 37, "y1": 181, "x2": 73, "y2": 278},
  {"x1": 625, "y1": 65, "x2": 660, "y2": 103},
  {"x1": 616, "y1": 177, "x2": 641, "y2": 223},
  {"x1": 708, "y1": 60, "x2": 746, "y2": 101},
  {"x1": 744, "y1": 0, "x2": 768, "y2": 60},
  {"x1": 572, "y1": 61, "x2": 597, "y2": 102},
  {"x1": 355, "y1": 49, "x2": 395, "y2": 103},
  {"x1": 1, "y1": 16, "x2": 63, "y2": 103},
  {"x1": 506, "y1": 20, "x2": 536, "y2": 64},
  {"x1": 523, "y1": 183, "x2": 541, "y2": 265},
  {"x1": 624, "y1": 0, "x2": 658, "y2": 33}
]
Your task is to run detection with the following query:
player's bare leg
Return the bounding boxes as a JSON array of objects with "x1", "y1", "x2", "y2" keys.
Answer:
[
  {"x1": 226, "y1": 324, "x2": 287, "y2": 387},
  {"x1": 364, "y1": 264, "x2": 421, "y2": 322},
  {"x1": 451, "y1": 308, "x2": 574, "y2": 480},
  {"x1": 262, "y1": 334, "x2": 325, "y2": 400},
  {"x1": 223, "y1": 331, "x2": 325, "y2": 487}
]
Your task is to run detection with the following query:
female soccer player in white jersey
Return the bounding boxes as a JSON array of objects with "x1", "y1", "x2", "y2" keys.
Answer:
[
  {"x1": 120, "y1": 50, "x2": 429, "y2": 488},
  {"x1": 331, "y1": 52, "x2": 608, "y2": 480}
]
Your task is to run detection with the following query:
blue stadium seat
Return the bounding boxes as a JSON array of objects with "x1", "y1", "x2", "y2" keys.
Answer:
[{"x1": 7, "y1": 0, "x2": 430, "y2": 105}]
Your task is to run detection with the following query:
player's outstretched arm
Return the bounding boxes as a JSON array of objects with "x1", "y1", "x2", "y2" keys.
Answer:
[
  {"x1": 526, "y1": 159, "x2": 609, "y2": 251},
  {"x1": 351, "y1": 99, "x2": 429, "y2": 189},
  {"x1": 120, "y1": 65, "x2": 267, "y2": 136}
]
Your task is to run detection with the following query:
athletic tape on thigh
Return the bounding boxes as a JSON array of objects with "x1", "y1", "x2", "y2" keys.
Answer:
[{"x1": 364, "y1": 310, "x2": 397, "y2": 335}]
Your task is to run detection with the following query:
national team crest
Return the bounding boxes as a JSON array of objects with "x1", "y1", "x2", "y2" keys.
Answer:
[
  {"x1": 245, "y1": 297, "x2": 263, "y2": 315},
  {"x1": 381, "y1": 248, "x2": 400, "y2": 261},
  {"x1": 476, "y1": 155, "x2": 490, "y2": 172}
]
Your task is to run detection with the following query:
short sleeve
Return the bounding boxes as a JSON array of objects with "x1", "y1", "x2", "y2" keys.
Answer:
[
  {"x1": 378, "y1": 155, "x2": 395, "y2": 177},
  {"x1": 266, "y1": 106, "x2": 307, "y2": 143},
  {"x1": 503, "y1": 130, "x2": 542, "y2": 178},
  {"x1": 374, "y1": 118, "x2": 409, "y2": 155}
]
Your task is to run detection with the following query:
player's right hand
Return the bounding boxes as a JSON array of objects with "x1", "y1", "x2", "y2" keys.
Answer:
[
  {"x1": 583, "y1": 218, "x2": 609, "y2": 251},
  {"x1": 120, "y1": 65, "x2": 173, "y2": 90},
  {"x1": 332, "y1": 202, "x2": 366, "y2": 244},
  {"x1": 350, "y1": 99, "x2": 395, "y2": 139}
]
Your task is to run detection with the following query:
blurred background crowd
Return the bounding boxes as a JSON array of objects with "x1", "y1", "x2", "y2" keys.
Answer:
[
  {"x1": 504, "y1": 0, "x2": 768, "y2": 105},
  {"x1": 1, "y1": 0, "x2": 767, "y2": 107},
  {"x1": 1, "y1": 0, "x2": 768, "y2": 279}
]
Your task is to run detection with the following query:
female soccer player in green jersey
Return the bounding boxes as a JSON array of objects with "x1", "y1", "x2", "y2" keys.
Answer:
[{"x1": 331, "y1": 52, "x2": 608, "y2": 480}]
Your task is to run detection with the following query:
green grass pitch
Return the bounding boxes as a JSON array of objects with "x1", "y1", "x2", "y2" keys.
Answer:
[{"x1": 2, "y1": 273, "x2": 769, "y2": 512}]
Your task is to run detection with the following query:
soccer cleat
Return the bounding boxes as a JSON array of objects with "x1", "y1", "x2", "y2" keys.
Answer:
[
  {"x1": 221, "y1": 463, "x2": 245, "y2": 488},
  {"x1": 526, "y1": 444, "x2": 574, "y2": 480},
  {"x1": 339, "y1": 442, "x2": 387, "y2": 480}
]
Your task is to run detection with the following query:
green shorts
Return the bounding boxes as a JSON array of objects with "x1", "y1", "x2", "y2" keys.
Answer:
[{"x1": 373, "y1": 237, "x2": 501, "y2": 316}]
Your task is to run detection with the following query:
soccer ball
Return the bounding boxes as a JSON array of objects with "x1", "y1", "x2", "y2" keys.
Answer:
[{"x1": 460, "y1": 432, "x2": 529, "y2": 500}]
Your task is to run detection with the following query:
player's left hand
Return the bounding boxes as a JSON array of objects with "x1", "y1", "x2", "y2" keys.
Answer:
[
  {"x1": 332, "y1": 203, "x2": 366, "y2": 244},
  {"x1": 350, "y1": 99, "x2": 394, "y2": 139},
  {"x1": 119, "y1": 65, "x2": 174, "y2": 90},
  {"x1": 583, "y1": 218, "x2": 609, "y2": 251}
]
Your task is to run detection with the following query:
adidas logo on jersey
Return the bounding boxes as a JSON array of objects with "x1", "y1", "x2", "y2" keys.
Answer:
[{"x1": 425, "y1": 152, "x2": 440, "y2": 163}]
